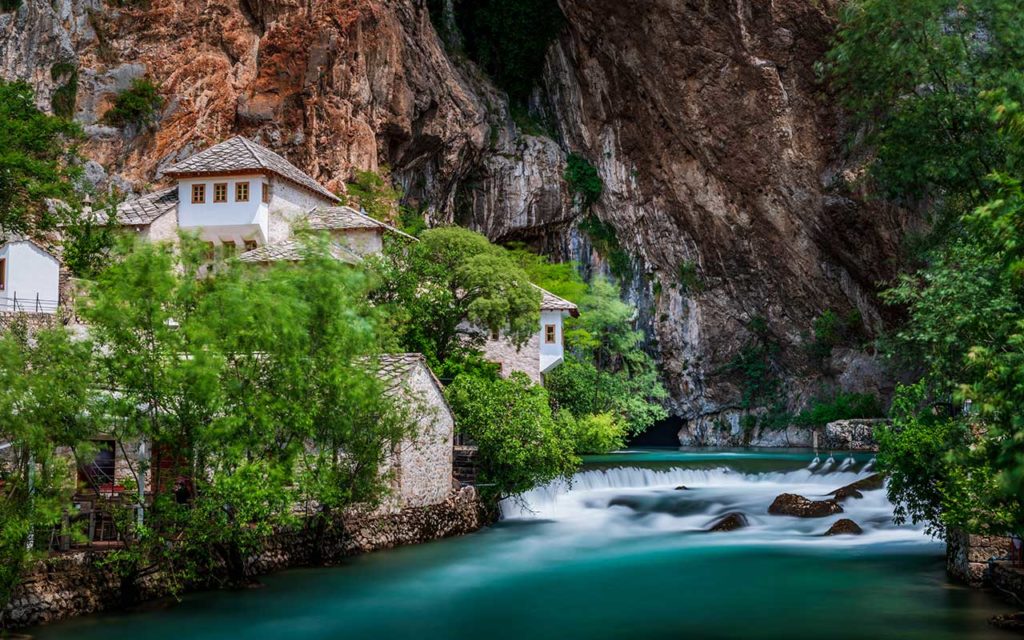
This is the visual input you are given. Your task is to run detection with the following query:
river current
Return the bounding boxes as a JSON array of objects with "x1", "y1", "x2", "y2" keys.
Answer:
[{"x1": 29, "y1": 449, "x2": 1016, "y2": 639}]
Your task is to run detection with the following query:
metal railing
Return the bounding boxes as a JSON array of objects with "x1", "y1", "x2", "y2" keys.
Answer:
[{"x1": 0, "y1": 292, "x2": 60, "y2": 314}]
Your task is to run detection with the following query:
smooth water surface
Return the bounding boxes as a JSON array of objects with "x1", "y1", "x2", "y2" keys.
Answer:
[{"x1": 29, "y1": 449, "x2": 1016, "y2": 639}]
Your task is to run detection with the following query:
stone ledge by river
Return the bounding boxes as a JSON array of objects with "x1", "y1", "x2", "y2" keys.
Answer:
[
  {"x1": 677, "y1": 417, "x2": 886, "y2": 449},
  {"x1": 2, "y1": 487, "x2": 486, "y2": 630}
]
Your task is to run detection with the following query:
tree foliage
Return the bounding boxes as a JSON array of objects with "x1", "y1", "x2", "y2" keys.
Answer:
[
  {"x1": 546, "y1": 278, "x2": 668, "y2": 438},
  {"x1": 0, "y1": 79, "x2": 83, "y2": 236},
  {"x1": 827, "y1": 0, "x2": 1024, "y2": 535},
  {"x1": 0, "y1": 325, "x2": 95, "y2": 617},
  {"x1": 445, "y1": 372, "x2": 578, "y2": 500},
  {"x1": 372, "y1": 227, "x2": 540, "y2": 368}
]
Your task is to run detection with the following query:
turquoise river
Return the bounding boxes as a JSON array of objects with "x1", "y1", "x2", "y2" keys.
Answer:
[{"x1": 28, "y1": 449, "x2": 1018, "y2": 639}]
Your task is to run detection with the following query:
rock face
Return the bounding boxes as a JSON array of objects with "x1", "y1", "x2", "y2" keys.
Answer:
[
  {"x1": 706, "y1": 512, "x2": 749, "y2": 532},
  {"x1": 823, "y1": 419, "x2": 887, "y2": 452},
  {"x1": 768, "y1": 493, "x2": 843, "y2": 518},
  {"x1": 0, "y1": 0, "x2": 911, "y2": 424},
  {"x1": 824, "y1": 518, "x2": 863, "y2": 536}
]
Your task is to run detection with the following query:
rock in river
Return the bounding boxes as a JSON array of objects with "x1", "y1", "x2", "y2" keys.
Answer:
[
  {"x1": 768, "y1": 494, "x2": 843, "y2": 518},
  {"x1": 706, "y1": 512, "x2": 748, "y2": 532},
  {"x1": 824, "y1": 519, "x2": 864, "y2": 536},
  {"x1": 827, "y1": 473, "x2": 886, "y2": 502}
]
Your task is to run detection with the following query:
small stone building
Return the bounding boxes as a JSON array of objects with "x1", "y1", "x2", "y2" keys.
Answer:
[{"x1": 376, "y1": 353, "x2": 455, "y2": 511}]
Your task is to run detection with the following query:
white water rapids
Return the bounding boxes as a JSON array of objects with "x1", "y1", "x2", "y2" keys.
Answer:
[{"x1": 499, "y1": 458, "x2": 934, "y2": 549}]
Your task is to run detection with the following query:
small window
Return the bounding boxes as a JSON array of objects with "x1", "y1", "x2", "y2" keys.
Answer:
[
  {"x1": 235, "y1": 181, "x2": 250, "y2": 202},
  {"x1": 0, "y1": 257, "x2": 6, "y2": 291},
  {"x1": 261, "y1": 182, "x2": 271, "y2": 204},
  {"x1": 243, "y1": 239, "x2": 258, "y2": 252},
  {"x1": 222, "y1": 240, "x2": 236, "y2": 256},
  {"x1": 191, "y1": 183, "x2": 206, "y2": 204},
  {"x1": 213, "y1": 183, "x2": 228, "y2": 203},
  {"x1": 544, "y1": 324, "x2": 557, "y2": 344}
]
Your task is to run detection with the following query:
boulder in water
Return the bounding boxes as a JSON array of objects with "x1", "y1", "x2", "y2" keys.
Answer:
[
  {"x1": 706, "y1": 512, "x2": 748, "y2": 532},
  {"x1": 675, "y1": 485, "x2": 689, "y2": 491},
  {"x1": 768, "y1": 493, "x2": 843, "y2": 518},
  {"x1": 990, "y1": 612, "x2": 1024, "y2": 633},
  {"x1": 824, "y1": 518, "x2": 863, "y2": 536},
  {"x1": 827, "y1": 473, "x2": 886, "y2": 502}
]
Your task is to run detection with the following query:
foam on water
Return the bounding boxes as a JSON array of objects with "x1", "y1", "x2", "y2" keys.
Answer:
[{"x1": 499, "y1": 459, "x2": 933, "y2": 550}]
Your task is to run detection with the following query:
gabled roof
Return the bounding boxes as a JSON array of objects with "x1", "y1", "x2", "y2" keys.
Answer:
[
  {"x1": 306, "y1": 206, "x2": 418, "y2": 241},
  {"x1": 164, "y1": 136, "x2": 340, "y2": 203},
  {"x1": 237, "y1": 239, "x2": 361, "y2": 265},
  {"x1": 0, "y1": 234, "x2": 61, "y2": 262},
  {"x1": 374, "y1": 353, "x2": 450, "y2": 407},
  {"x1": 534, "y1": 285, "x2": 580, "y2": 317},
  {"x1": 116, "y1": 186, "x2": 179, "y2": 225}
]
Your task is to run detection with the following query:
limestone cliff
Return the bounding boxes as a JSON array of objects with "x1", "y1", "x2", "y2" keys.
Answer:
[{"x1": 0, "y1": 0, "x2": 908, "y2": 432}]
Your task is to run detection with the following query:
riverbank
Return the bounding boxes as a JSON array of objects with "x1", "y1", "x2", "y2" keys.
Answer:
[
  {"x1": 2, "y1": 487, "x2": 487, "y2": 630},
  {"x1": 21, "y1": 450, "x2": 1019, "y2": 640}
]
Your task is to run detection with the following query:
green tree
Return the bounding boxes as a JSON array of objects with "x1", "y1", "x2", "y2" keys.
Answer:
[
  {"x1": 546, "y1": 278, "x2": 668, "y2": 437},
  {"x1": 446, "y1": 372, "x2": 578, "y2": 500},
  {"x1": 0, "y1": 325, "x2": 96, "y2": 620},
  {"x1": 824, "y1": 0, "x2": 1023, "y2": 211},
  {"x1": 0, "y1": 80, "x2": 83, "y2": 236},
  {"x1": 505, "y1": 242, "x2": 587, "y2": 304},
  {"x1": 373, "y1": 226, "x2": 540, "y2": 367}
]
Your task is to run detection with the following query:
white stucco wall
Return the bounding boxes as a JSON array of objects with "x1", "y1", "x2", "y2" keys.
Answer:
[
  {"x1": 539, "y1": 310, "x2": 566, "y2": 374},
  {"x1": 0, "y1": 242, "x2": 60, "y2": 313},
  {"x1": 177, "y1": 175, "x2": 269, "y2": 244},
  {"x1": 267, "y1": 179, "x2": 337, "y2": 243}
]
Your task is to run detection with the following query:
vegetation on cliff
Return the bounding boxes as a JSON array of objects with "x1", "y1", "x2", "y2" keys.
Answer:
[{"x1": 826, "y1": 0, "x2": 1024, "y2": 534}]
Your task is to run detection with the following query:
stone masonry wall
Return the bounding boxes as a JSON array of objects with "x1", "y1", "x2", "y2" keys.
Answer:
[
  {"x1": 822, "y1": 419, "x2": 887, "y2": 452},
  {"x1": 3, "y1": 487, "x2": 486, "y2": 630},
  {"x1": 947, "y1": 529, "x2": 1015, "y2": 586}
]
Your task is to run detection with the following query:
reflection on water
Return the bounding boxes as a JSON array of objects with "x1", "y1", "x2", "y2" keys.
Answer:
[{"x1": 29, "y1": 449, "x2": 1016, "y2": 640}]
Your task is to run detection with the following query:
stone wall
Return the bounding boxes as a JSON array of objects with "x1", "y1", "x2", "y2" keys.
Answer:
[
  {"x1": 2, "y1": 487, "x2": 486, "y2": 630},
  {"x1": 822, "y1": 419, "x2": 887, "y2": 452},
  {"x1": 990, "y1": 561, "x2": 1024, "y2": 608},
  {"x1": 483, "y1": 331, "x2": 541, "y2": 383},
  {"x1": 946, "y1": 529, "x2": 1015, "y2": 586},
  {"x1": 0, "y1": 310, "x2": 61, "y2": 333}
]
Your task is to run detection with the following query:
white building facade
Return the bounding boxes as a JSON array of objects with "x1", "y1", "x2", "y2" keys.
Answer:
[{"x1": 0, "y1": 239, "x2": 61, "y2": 314}]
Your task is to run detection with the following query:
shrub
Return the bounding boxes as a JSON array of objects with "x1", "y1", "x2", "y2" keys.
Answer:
[
  {"x1": 50, "y1": 62, "x2": 78, "y2": 119},
  {"x1": 809, "y1": 308, "x2": 864, "y2": 361},
  {"x1": 578, "y1": 216, "x2": 631, "y2": 280},
  {"x1": 793, "y1": 391, "x2": 883, "y2": 427},
  {"x1": 102, "y1": 78, "x2": 163, "y2": 127},
  {"x1": 561, "y1": 411, "x2": 626, "y2": 455},
  {"x1": 564, "y1": 153, "x2": 603, "y2": 209},
  {"x1": 445, "y1": 372, "x2": 579, "y2": 499}
]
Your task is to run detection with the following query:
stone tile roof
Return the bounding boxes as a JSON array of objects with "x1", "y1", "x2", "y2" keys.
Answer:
[
  {"x1": 163, "y1": 136, "x2": 339, "y2": 203},
  {"x1": 306, "y1": 206, "x2": 383, "y2": 231},
  {"x1": 535, "y1": 285, "x2": 580, "y2": 317},
  {"x1": 237, "y1": 239, "x2": 361, "y2": 265},
  {"x1": 115, "y1": 186, "x2": 179, "y2": 225},
  {"x1": 374, "y1": 353, "x2": 449, "y2": 402},
  {"x1": 305, "y1": 206, "x2": 418, "y2": 240}
]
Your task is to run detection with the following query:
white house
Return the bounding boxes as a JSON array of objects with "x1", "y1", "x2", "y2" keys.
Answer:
[
  {"x1": 0, "y1": 238, "x2": 61, "y2": 314},
  {"x1": 115, "y1": 136, "x2": 578, "y2": 382}
]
